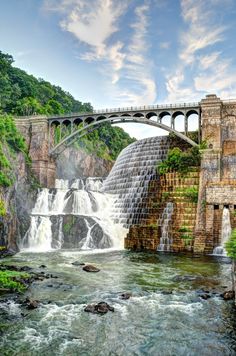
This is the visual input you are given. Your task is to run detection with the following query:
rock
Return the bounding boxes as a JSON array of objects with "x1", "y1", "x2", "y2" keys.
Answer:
[
  {"x1": 72, "y1": 261, "x2": 85, "y2": 266},
  {"x1": 84, "y1": 302, "x2": 114, "y2": 314},
  {"x1": 82, "y1": 264, "x2": 100, "y2": 273},
  {"x1": 200, "y1": 293, "x2": 211, "y2": 300},
  {"x1": 24, "y1": 297, "x2": 39, "y2": 309},
  {"x1": 120, "y1": 292, "x2": 132, "y2": 300},
  {"x1": 220, "y1": 290, "x2": 235, "y2": 300},
  {"x1": 0, "y1": 249, "x2": 17, "y2": 258},
  {"x1": 161, "y1": 290, "x2": 173, "y2": 295},
  {"x1": 39, "y1": 265, "x2": 47, "y2": 268},
  {"x1": 84, "y1": 304, "x2": 96, "y2": 313}
]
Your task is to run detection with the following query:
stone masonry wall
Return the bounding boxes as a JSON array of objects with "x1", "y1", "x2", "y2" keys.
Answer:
[{"x1": 125, "y1": 170, "x2": 200, "y2": 252}]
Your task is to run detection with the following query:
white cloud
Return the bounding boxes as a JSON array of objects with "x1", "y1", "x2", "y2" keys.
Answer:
[
  {"x1": 180, "y1": 0, "x2": 225, "y2": 65},
  {"x1": 165, "y1": 0, "x2": 235, "y2": 102},
  {"x1": 160, "y1": 42, "x2": 170, "y2": 50},
  {"x1": 113, "y1": 2, "x2": 157, "y2": 105},
  {"x1": 43, "y1": 0, "x2": 156, "y2": 106}
]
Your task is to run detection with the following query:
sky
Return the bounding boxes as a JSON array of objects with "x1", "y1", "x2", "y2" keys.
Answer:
[{"x1": 0, "y1": 0, "x2": 236, "y2": 139}]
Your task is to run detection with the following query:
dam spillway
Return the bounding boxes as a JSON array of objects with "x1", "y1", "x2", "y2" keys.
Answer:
[{"x1": 103, "y1": 136, "x2": 171, "y2": 227}]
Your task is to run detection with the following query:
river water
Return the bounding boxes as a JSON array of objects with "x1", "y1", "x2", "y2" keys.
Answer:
[{"x1": 1, "y1": 250, "x2": 236, "y2": 356}]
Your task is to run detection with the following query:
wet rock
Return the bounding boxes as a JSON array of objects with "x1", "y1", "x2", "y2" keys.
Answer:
[
  {"x1": 82, "y1": 265, "x2": 100, "y2": 273},
  {"x1": 0, "y1": 265, "x2": 32, "y2": 272},
  {"x1": 84, "y1": 302, "x2": 114, "y2": 314},
  {"x1": 200, "y1": 293, "x2": 211, "y2": 300},
  {"x1": 24, "y1": 297, "x2": 39, "y2": 309},
  {"x1": 220, "y1": 290, "x2": 235, "y2": 300},
  {"x1": 39, "y1": 265, "x2": 47, "y2": 268},
  {"x1": 120, "y1": 292, "x2": 132, "y2": 300},
  {"x1": 72, "y1": 261, "x2": 85, "y2": 266},
  {"x1": 161, "y1": 290, "x2": 173, "y2": 295},
  {"x1": 0, "y1": 249, "x2": 17, "y2": 259}
]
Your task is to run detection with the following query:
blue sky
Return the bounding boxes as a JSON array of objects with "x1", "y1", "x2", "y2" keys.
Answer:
[{"x1": 1, "y1": 0, "x2": 236, "y2": 138}]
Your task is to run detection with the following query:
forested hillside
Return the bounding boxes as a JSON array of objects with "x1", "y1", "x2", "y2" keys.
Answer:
[{"x1": 0, "y1": 51, "x2": 135, "y2": 160}]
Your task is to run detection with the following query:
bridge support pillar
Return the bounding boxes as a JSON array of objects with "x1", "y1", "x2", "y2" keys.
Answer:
[
  {"x1": 16, "y1": 117, "x2": 56, "y2": 188},
  {"x1": 29, "y1": 117, "x2": 56, "y2": 188}
]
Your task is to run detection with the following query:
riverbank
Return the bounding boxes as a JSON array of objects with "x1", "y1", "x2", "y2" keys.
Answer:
[{"x1": 0, "y1": 250, "x2": 236, "y2": 355}]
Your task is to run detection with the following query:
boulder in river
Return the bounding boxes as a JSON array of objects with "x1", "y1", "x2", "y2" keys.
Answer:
[
  {"x1": 220, "y1": 290, "x2": 235, "y2": 300},
  {"x1": 200, "y1": 293, "x2": 211, "y2": 300},
  {"x1": 24, "y1": 297, "x2": 39, "y2": 309},
  {"x1": 84, "y1": 302, "x2": 114, "y2": 314},
  {"x1": 120, "y1": 292, "x2": 132, "y2": 300},
  {"x1": 72, "y1": 261, "x2": 85, "y2": 266},
  {"x1": 82, "y1": 264, "x2": 100, "y2": 272}
]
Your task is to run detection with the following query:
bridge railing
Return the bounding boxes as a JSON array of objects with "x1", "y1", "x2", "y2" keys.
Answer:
[
  {"x1": 15, "y1": 101, "x2": 200, "y2": 120},
  {"x1": 93, "y1": 102, "x2": 200, "y2": 114}
]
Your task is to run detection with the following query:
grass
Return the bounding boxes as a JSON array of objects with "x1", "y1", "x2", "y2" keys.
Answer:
[{"x1": 0, "y1": 270, "x2": 30, "y2": 292}]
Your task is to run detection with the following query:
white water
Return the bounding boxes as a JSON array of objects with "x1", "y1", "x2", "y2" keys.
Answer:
[
  {"x1": 103, "y1": 136, "x2": 170, "y2": 227},
  {"x1": 157, "y1": 202, "x2": 174, "y2": 251},
  {"x1": 213, "y1": 207, "x2": 232, "y2": 256},
  {"x1": 22, "y1": 178, "x2": 127, "y2": 252}
]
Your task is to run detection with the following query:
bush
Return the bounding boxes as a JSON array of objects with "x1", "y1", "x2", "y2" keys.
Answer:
[
  {"x1": 0, "y1": 200, "x2": 6, "y2": 216},
  {"x1": 0, "y1": 270, "x2": 30, "y2": 292},
  {"x1": 0, "y1": 114, "x2": 29, "y2": 187},
  {"x1": 157, "y1": 146, "x2": 201, "y2": 175},
  {"x1": 183, "y1": 187, "x2": 198, "y2": 203},
  {"x1": 225, "y1": 228, "x2": 236, "y2": 260}
]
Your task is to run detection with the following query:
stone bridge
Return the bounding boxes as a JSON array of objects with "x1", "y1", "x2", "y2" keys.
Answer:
[
  {"x1": 15, "y1": 94, "x2": 235, "y2": 189},
  {"x1": 47, "y1": 101, "x2": 200, "y2": 157}
]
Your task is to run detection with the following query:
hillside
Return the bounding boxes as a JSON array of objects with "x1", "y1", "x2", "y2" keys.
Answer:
[{"x1": 0, "y1": 50, "x2": 135, "y2": 161}]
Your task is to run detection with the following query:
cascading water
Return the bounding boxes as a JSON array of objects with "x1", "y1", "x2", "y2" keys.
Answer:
[
  {"x1": 21, "y1": 178, "x2": 127, "y2": 251},
  {"x1": 213, "y1": 207, "x2": 232, "y2": 256},
  {"x1": 157, "y1": 202, "x2": 174, "y2": 251},
  {"x1": 103, "y1": 136, "x2": 171, "y2": 227}
]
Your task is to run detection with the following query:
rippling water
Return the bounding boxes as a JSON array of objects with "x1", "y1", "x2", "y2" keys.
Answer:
[{"x1": 1, "y1": 251, "x2": 236, "y2": 356}]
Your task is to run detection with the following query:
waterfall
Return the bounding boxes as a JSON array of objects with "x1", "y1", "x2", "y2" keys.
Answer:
[
  {"x1": 157, "y1": 202, "x2": 174, "y2": 251},
  {"x1": 213, "y1": 207, "x2": 232, "y2": 256},
  {"x1": 103, "y1": 136, "x2": 170, "y2": 227},
  {"x1": 21, "y1": 178, "x2": 127, "y2": 251}
]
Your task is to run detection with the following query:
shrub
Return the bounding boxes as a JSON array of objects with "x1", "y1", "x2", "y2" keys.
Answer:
[
  {"x1": 0, "y1": 270, "x2": 30, "y2": 292},
  {"x1": 182, "y1": 186, "x2": 199, "y2": 203},
  {"x1": 225, "y1": 228, "x2": 236, "y2": 260},
  {"x1": 0, "y1": 200, "x2": 6, "y2": 216},
  {"x1": 157, "y1": 146, "x2": 201, "y2": 175}
]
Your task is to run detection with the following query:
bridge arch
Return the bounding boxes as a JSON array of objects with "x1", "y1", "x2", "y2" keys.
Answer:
[
  {"x1": 146, "y1": 112, "x2": 157, "y2": 119},
  {"x1": 49, "y1": 116, "x2": 198, "y2": 158}
]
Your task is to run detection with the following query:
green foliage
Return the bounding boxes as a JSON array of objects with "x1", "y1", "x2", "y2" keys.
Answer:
[
  {"x1": 180, "y1": 233, "x2": 193, "y2": 247},
  {"x1": 0, "y1": 200, "x2": 6, "y2": 216},
  {"x1": 182, "y1": 186, "x2": 199, "y2": 203},
  {"x1": 0, "y1": 114, "x2": 29, "y2": 187},
  {"x1": 178, "y1": 226, "x2": 191, "y2": 233},
  {"x1": 76, "y1": 123, "x2": 136, "y2": 160},
  {"x1": 157, "y1": 146, "x2": 201, "y2": 175},
  {"x1": 225, "y1": 228, "x2": 236, "y2": 260},
  {"x1": 0, "y1": 270, "x2": 30, "y2": 292}
]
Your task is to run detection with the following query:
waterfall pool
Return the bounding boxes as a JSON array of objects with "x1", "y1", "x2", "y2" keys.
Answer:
[{"x1": 1, "y1": 250, "x2": 236, "y2": 355}]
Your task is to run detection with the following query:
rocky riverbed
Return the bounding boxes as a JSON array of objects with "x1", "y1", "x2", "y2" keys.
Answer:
[{"x1": 0, "y1": 250, "x2": 236, "y2": 355}]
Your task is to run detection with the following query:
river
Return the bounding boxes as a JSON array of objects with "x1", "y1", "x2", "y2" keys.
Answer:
[{"x1": 1, "y1": 250, "x2": 236, "y2": 356}]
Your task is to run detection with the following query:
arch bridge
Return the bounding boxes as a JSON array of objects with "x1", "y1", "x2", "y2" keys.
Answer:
[{"x1": 47, "y1": 101, "x2": 201, "y2": 157}]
